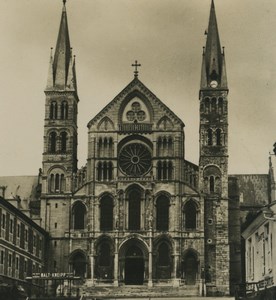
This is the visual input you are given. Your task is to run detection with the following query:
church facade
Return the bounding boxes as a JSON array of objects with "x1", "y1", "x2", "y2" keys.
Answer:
[{"x1": 39, "y1": 0, "x2": 239, "y2": 296}]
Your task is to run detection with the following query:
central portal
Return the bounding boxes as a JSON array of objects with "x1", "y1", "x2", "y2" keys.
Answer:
[{"x1": 125, "y1": 245, "x2": 144, "y2": 285}]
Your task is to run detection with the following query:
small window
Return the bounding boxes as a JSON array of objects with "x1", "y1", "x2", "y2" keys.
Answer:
[
  {"x1": 54, "y1": 223, "x2": 57, "y2": 229},
  {"x1": 10, "y1": 219, "x2": 13, "y2": 233},
  {"x1": 2, "y1": 214, "x2": 6, "y2": 229},
  {"x1": 0, "y1": 251, "x2": 4, "y2": 264},
  {"x1": 16, "y1": 257, "x2": 19, "y2": 270},
  {"x1": 55, "y1": 203, "x2": 58, "y2": 208},
  {"x1": 17, "y1": 224, "x2": 20, "y2": 238},
  {"x1": 8, "y1": 253, "x2": 12, "y2": 267},
  {"x1": 184, "y1": 200, "x2": 197, "y2": 230},
  {"x1": 210, "y1": 176, "x2": 215, "y2": 192}
]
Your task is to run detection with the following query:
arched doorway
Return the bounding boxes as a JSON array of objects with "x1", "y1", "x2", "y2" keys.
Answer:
[
  {"x1": 70, "y1": 252, "x2": 87, "y2": 278},
  {"x1": 125, "y1": 245, "x2": 144, "y2": 285},
  {"x1": 182, "y1": 251, "x2": 198, "y2": 285}
]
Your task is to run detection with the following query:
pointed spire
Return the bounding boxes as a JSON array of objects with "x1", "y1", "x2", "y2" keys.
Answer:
[
  {"x1": 200, "y1": 0, "x2": 227, "y2": 90},
  {"x1": 51, "y1": 0, "x2": 73, "y2": 90}
]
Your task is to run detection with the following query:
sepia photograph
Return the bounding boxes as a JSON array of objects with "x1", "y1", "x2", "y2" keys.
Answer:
[{"x1": 0, "y1": 0, "x2": 276, "y2": 299}]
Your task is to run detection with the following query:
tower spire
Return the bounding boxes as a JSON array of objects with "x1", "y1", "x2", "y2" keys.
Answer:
[
  {"x1": 46, "y1": 0, "x2": 76, "y2": 90},
  {"x1": 200, "y1": 0, "x2": 227, "y2": 90}
]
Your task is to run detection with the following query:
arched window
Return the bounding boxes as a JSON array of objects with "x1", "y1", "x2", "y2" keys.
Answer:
[
  {"x1": 184, "y1": 200, "x2": 197, "y2": 230},
  {"x1": 108, "y1": 162, "x2": 113, "y2": 180},
  {"x1": 60, "y1": 174, "x2": 65, "y2": 192},
  {"x1": 98, "y1": 137, "x2": 103, "y2": 157},
  {"x1": 211, "y1": 97, "x2": 217, "y2": 113},
  {"x1": 207, "y1": 129, "x2": 213, "y2": 146},
  {"x1": 55, "y1": 174, "x2": 60, "y2": 191},
  {"x1": 50, "y1": 174, "x2": 55, "y2": 192},
  {"x1": 210, "y1": 176, "x2": 215, "y2": 192},
  {"x1": 162, "y1": 161, "x2": 167, "y2": 179},
  {"x1": 100, "y1": 196, "x2": 113, "y2": 231},
  {"x1": 168, "y1": 161, "x2": 173, "y2": 180},
  {"x1": 218, "y1": 97, "x2": 223, "y2": 114},
  {"x1": 128, "y1": 189, "x2": 141, "y2": 230},
  {"x1": 99, "y1": 243, "x2": 111, "y2": 266},
  {"x1": 216, "y1": 129, "x2": 222, "y2": 146},
  {"x1": 158, "y1": 243, "x2": 170, "y2": 266},
  {"x1": 97, "y1": 162, "x2": 102, "y2": 181},
  {"x1": 61, "y1": 132, "x2": 67, "y2": 152},
  {"x1": 157, "y1": 161, "x2": 162, "y2": 180},
  {"x1": 103, "y1": 161, "x2": 108, "y2": 180},
  {"x1": 50, "y1": 101, "x2": 57, "y2": 119},
  {"x1": 49, "y1": 132, "x2": 57, "y2": 152},
  {"x1": 205, "y1": 97, "x2": 210, "y2": 113},
  {"x1": 49, "y1": 173, "x2": 65, "y2": 193},
  {"x1": 168, "y1": 137, "x2": 173, "y2": 155},
  {"x1": 72, "y1": 202, "x2": 86, "y2": 230},
  {"x1": 61, "y1": 101, "x2": 68, "y2": 119},
  {"x1": 156, "y1": 196, "x2": 169, "y2": 231},
  {"x1": 109, "y1": 137, "x2": 113, "y2": 157}
]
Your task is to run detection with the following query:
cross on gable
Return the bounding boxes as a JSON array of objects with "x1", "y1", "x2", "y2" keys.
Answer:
[{"x1": 131, "y1": 60, "x2": 141, "y2": 78}]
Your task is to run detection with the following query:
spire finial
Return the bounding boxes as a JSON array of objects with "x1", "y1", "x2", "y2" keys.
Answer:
[
  {"x1": 63, "y1": 0, "x2": 66, "y2": 5},
  {"x1": 131, "y1": 60, "x2": 141, "y2": 78}
]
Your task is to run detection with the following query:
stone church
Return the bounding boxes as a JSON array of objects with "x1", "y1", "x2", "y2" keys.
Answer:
[{"x1": 1, "y1": 0, "x2": 245, "y2": 297}]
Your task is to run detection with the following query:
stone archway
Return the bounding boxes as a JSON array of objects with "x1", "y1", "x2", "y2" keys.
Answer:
[
  {"x1": 69, "y1": 251, "x2": 87, "y2": 278},
  {"x1": 182, "y1": 250, "x2": 199, "y2": 285},
  {"x1": 118, "y1": 237, "x2": 149, "y2": 285},
  {"x1": 125, "y1": 245, "x2": 144, "y2": 285}
]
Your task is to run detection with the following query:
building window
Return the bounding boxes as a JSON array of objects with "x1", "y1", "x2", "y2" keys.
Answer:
[
  {"x1": 128, "y1": 189, "x2": 141, "y2": 230},
  {"x1": 50, "y1": 173, "x2": 65, "y2": 193},
  {"x1": 8, "y1": 253, "x2": 12, "y2": 267},
  {"x1": 210, "y1": 176, "x2": 215, "y2": 192},
  {"x1": 16, "y1": 257, "x2": 19, "y2": 270},
  {"x1": 61, "y1": 101, "x2": 68, "y2": 120},
  {"x1": 0, "y1": 250, "x2": 4, "y2": 264},
  {"x1": 49, "y1": 132, "x2": 57, "y2": 153},
  {"x1": 156, "y1": 196, "x2": 169, "y2": 231},
  {"x1": 157, "y1": 160, "x2": 173, "y2": 180},
  {"x1": 72, "y1": 202, "x2": 86, "y2": 230},
  {"x1": 17, "y1": 224, "x2": 20, "y2": 238},
  {"x1": 204, "y1": 97, "x2": 210, "y2": 113},
  {"x1": 216, "y1": 128, "x2": 222, "y2": 146},
  {"x1": 55, "y1": 203, "x2": 58, "y2": 208},
  {"x1": 218, "y1": 97, "x2": 223, "y2": 114},
  {"x1": 2, "y1": 214, "x2": 5, "y2": 229},
  {"x1": 184, "y1": 200, "x2": 197, "y2": 230},
  {"x1": 158, "y1": 243, "x2": 170, "y2": 266},
  {"x1": 61, "y1": 131, "x2": 67, "y2": 152},
  {"x1": 99, "y1": 243, "x2": 111, "y2": 266},
  {"x1": 54, "y1": 223, "x2": 57, "y2": 229},
  {"x1": 207, "y1": 129, "x2": 213, "y2": 146},
  {"x1": 97, "y1": 161, "x2": 113, "y2": 181},
  {"x1": 100, "y1": 196, "x2": 113, "y2": 231},
  {"x1": 9, "y1": 219, "x2": 13, "y2": 233},
  {"x1": 50, "y1": 101, "x2": 57, "y2": 119}
]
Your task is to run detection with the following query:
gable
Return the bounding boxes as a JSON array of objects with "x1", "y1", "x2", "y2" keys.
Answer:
[{"x1": 87, "y1": 78, "x2": 184, "y2": 131}]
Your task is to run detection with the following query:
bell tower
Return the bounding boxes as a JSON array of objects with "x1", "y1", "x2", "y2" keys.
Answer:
[
  {"x1": 199, "y1": 0, "x2": 230, "y2": 295},
  {"x1": 41, "y1": 1, "x2": 79, "y2": 230}
]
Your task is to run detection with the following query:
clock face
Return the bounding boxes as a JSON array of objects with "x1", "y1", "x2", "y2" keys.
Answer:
[
  {"x1": 118, "y1": 143, "x2": 152, "y2": 176},
  {"x1": 210, "y1": 80, "x2": 218, "y2": 88}
]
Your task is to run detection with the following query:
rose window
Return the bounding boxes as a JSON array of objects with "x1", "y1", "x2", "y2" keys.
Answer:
[
  {"x1": 118, "y1": 143, "x2": 152, "y2": 176},
  {"x1": 126, "y1": 102, "x2": 146, "y2": 122}
]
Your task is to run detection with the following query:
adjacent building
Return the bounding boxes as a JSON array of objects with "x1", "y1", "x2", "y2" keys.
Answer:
[{"x1": 0, "y1": 197, "x2": 47, "y2": 295}]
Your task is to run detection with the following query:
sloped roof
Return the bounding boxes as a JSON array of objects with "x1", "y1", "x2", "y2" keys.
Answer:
[
  {"x1": 231, "y1": 174, "x2": 269, "y2": 207},
  {"x1": 0, "y1": 176, "x2": 39, "y2": 202}
]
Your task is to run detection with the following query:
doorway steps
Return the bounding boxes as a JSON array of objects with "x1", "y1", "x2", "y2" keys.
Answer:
[{"x1": 79, "y1": 284, "x2": 200, "y2": 298}]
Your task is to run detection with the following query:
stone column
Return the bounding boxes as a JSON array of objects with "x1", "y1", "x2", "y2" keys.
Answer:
[
  {"x1": 114, "y1": 236, "x2": 119, "y2": 286},
  {"x1": 89, "y1": 240, "x2": 95, "y2": 285},
  {"x1": 148, "y1": 229, "x2": 153, "y2": 287}
]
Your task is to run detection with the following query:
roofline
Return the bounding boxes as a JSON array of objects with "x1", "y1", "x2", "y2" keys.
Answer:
[{"x1": 0, "y1": 197, "x2": 48, "y2": 236}]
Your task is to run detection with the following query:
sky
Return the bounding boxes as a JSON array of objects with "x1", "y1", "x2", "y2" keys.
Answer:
[{"x1": 0, "y1": 0, "x2": 276, "y2": 176}]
